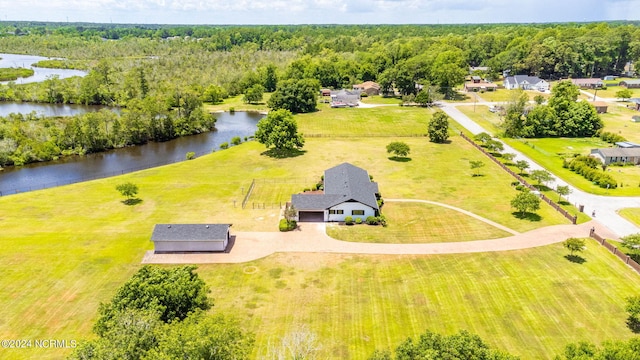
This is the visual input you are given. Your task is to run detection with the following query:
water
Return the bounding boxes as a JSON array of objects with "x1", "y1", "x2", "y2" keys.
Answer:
[
  {"x1": 0, "y1": 111, "x2": 262, "y2": 195},
  {"x1": 0, "y1": 101, "x2": 113, "y2": 117},
  {"x1": 0, "y1": 53, "x2": 87, "y2": 84}
]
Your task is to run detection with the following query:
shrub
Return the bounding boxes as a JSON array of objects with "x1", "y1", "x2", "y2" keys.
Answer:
[
  {"x1": 229, "y1": 107, "x2": 235, "y2": 113},
  {"x1": 279, "y1": 219, "x2": 296, "y2": 232},
  {"x1": 220, "y1": 142, "x2": 229, "y2": 149},
  {"x1": 231, "y1": 136, "x2": 242, "y2": 145},
  {"x1": 377, "y1": 215, "x2": 387, "y2": 227},
  {"x1": 355, "y1": 217, "x2": 362, "y2": 224},
  {"x1": 510, "y1": 181, "x2": 520, "y2": 186},
  {"x1": 600, "y1": 131, "x2": 626, "y2": 144},
  {"x1": 366, "y1": 216, "x2": 378, "y2": 225},
  {"x1": 515, "y1": 185, "x2": 525, "y2": 191},
  {"x1": 345, "y1": 216, "x2": 354, "y2": 225},
  {"x1": 185, "y1": 151, "x2": 195, "y2": 160}
]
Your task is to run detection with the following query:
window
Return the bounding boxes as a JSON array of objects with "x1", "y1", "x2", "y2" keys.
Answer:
[
  {"x1": 329, "y1": 210, "x2": 344, "y2": 215},
  {"x1": 352, "y1": 210, "x2": 365, "y2": 216}
]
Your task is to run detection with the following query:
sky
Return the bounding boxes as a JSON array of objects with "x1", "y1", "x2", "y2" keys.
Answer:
[{"x1": 0, "y1": 0, "x2": 638, "y2": 25}]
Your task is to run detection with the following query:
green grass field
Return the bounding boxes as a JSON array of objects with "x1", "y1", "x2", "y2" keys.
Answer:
[
  {"x1": 0, "y1": 102, "x2": 631, "y2": 359},
  {"x1": 599, "y1": 103, "x2": 640, "y2": 143},
  {"x1": 326, "y1": 201, "x2": 513, "y2": 243},
  {"x1": 473, "y1": 89, "x2": 550, "y2": 103},
  {"x1": 619, "y1": 208, "x2": 640, "y2": 227},
  {"x1": 205, "y1": 93, "x2": 272, "y2": 112},
  {"x1": 197, "y1": 243, "x2": 640, "y2": 359}
]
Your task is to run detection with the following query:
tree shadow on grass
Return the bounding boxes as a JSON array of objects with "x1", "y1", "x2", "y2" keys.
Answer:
[
  {"x1": 388, "y1": 156, "x2": 412, "y2": 162},
  {"x1": 627, "y1": 318, "x2": 640, "y2": 333},
  {"x1": 558, "y1": 200, "x2": 570, "y2": 206},
  {"x1": 532, "y1": 184, "x2": 552, "y2": 191},
  {"x1": 472, "y1": 173, "x2": 485, "y2": 177},
  {"x1": 122, "y1": 198, "x2": 143, "y2": 206},
  {"x1": 261, "y1": 148, "x2": 307, "y2": 159},
  {"x1": 564, "y1": 254, "x2": 587, "y2": 264},
  {"x1": 512, "y1": 212, "x2": 542, "y2": 222}
]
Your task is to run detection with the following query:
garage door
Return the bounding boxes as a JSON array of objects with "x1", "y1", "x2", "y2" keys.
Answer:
[{"x1": 298, "y1": 211, "x2": 324, "y2": 222}]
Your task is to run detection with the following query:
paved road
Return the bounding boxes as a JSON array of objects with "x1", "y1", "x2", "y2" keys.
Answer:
[{"x1": 440, "y1": 101, "x2": 640, "y2": 237}]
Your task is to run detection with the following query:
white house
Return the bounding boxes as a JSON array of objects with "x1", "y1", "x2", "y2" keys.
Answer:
[
  {"x1": 291, "y1": 163, "x2": 380, "y2": 222},
  {"x1": 503, "y1": 75, "x2": 549, "y2": 92},
  {"x1": 151, "y1": 224, "x2": 231, "y2": 253}
]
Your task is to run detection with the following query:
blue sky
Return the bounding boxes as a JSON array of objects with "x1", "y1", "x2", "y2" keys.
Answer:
[{"x1": 0, "y1": 0, "x2": 638, "y2": 25}]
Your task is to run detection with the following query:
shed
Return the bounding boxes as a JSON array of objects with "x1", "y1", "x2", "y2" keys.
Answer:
[
  {"x1": 590, "y1": 101, "x2": 608, "y2": 114},
  {"x1": 619, "y1": 79, "x2": 640, "y2": 88},
  {"x1": 151, "y1": 224, "x2": 231, "y2": 253}
]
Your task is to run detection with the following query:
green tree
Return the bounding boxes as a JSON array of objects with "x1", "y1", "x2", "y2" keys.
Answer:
[
  {"x1": 621, "y1": 233, "x2": 640, "y2": 251},
  {"x1": 231, "y1": 136, "x2": 242, "y2": 145},
  {"x1": 203, "y1": 85, "x2": 226, "y2": 104},
  {"x1": 115, "y1": 182, "x2": 139, "y2": 201},
  {"x1": 470, "y1": 160, "x2": 485, "y2": 176},
  {"x1": 510, "y1": 191, "x2": 541, "y2": 216},
  {"x1": 616, "y1": 88, "x2": 633, "y2": 101},
  {"x1": 414, "y1": 86, "x2": 441, "y2": 106},
  {"x1": 530, "y1": 169, "x2": 554, "y2": 186},
  {"x1": 558, "y1": 338, "x2": 640, "y2": 359},
  {"x1": 626, "y1": 296, "x2": 640, "y2": 332},
  {"x1": 502, "y1": 153, "x2": 516, "y2": 164},
  {"x1": 563, "y1": 237, "x2": 586, "y2": 256},
  {"x1": 243, "y1": 84, "x2": 264, "y2": 104},
  {"x1": 474, "y1": 132, "x2": 492, "y2": 144},
  {"x1": 428, "y1": 111, "x2": 450, "y2": 143},
  {"x1": 262, "y1": 63, "x2": 279, "y2": 92},
  {"x1": 556, "y1": 185, "x2": 572, "y2": 201},
  {"x1": 387, "y1": 330, "x2": 517, "y2": 360},
  {"x1": 431, "y1": 49, "x2": 467, "y2": 99},
  {"x1": 254, "y1": 109, "x2": 305, "y2": 152},
  {"x1": 485, "y1": 139, "x2": 504, "y2": 153},
  {"x1": 386, "y1": 141, "x2": 411, "y2": 158},
  {"x1": 268, "y1": 78, "x2": 320, "y2": 113},
  {"x1": 94, "y1": 265, "x2": 211, "y2": 336},
  {"x1": 515, "y1": 160, "x2": 530, "y2": 174}
]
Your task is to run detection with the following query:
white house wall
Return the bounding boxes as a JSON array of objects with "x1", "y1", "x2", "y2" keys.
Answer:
[
  {"x1": 327, "y1": 202, "x2": 376, "y2": 222},
  {"x1": 154, "y1": 239, "x2": 227, "y2": 253}
]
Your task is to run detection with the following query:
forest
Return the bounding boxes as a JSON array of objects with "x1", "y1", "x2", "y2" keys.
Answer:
[{"x1": 0, "y1": 21, "x2": 639, "y2": 166}]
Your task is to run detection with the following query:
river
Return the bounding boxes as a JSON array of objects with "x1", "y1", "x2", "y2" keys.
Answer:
[
  {"x1": 0, "y1": 111, "x2": 262, "y2": 195},
  {"x1": 0, "y1": 53, "x2": 87, "y2": 84},
  {"x1": 0, "y1": 101, "x2": 114, "y2": 117}
]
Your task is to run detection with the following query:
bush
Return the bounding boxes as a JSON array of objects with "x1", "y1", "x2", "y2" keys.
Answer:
[
  {"x1": 279, "y1": 219, "x2": 296, "y2": 232},
  {"x1": 229, "y1": 107, "x2": 235, "y2": 113},
  {"x1": 185, "y1": 151, "x2": 195, "y2": 160},
  {"x1": 511, "y1": 181, "x2": 520, "y2": 186},
  {"x1": 515, "y1": 185, "x2": 525, "y2": 191},
  {"x1": 345, "y1": 216, "x2": 354, "y2": 225},
  {"x1": 366, "y1": 216, "x2": 378, "y2": 225},
  {"x1": 220, "y1": 142, "x2": 229, "y2": 149},
  {"x1": 231, "y1": 136, "x2": 242, "y2": 145},
  {"x1": 600, "y1": 131, "x2": 626, "y2": 144},
  {"x1": 355, "y1": 217, "x2": 362, "y2": 224},
  {"x1": 377, "y1": 215, "x2": 387, "y2": 227}
]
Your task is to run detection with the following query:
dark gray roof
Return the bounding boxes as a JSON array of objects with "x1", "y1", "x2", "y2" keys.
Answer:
[
  {"x1": 152, "y1": 224, "x2": 230, "y2": 242},
  {"x1": 292, "y1": 163, "x2": 379, "y2": 211}
]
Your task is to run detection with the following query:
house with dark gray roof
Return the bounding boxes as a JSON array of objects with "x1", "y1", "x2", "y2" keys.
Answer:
[
  {"x1": 291, "y1": 163, "x2": 379, "y2": 222},
  {"x1": 330, "y1": 90, "x2": 361, "y2": 107},
  {"x1": 503, "y1": 75, "x2": 549, "y2": 92},
  {"x1": 151, "y1": 224, "x2": 231, "y2": 253}
]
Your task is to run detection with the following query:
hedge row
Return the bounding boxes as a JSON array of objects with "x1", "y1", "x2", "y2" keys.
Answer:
[{"x1": 566, "y1": 156, "x2": 617, "y2": 189}]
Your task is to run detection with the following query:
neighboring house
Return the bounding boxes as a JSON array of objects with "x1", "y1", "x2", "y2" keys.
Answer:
[
  {"x1": 629, "y1": 98, "x2": 640, "y2": 110},
  {"x1": 464, "y1": 80, "x2": 498, "y2": 92},
  {"x1": 624, "y1": 62, "x2": 636, "y2": 77},
  {"x1": 590, "y1": 101, "x2": 608, "y2": 114},
  {"x1": 503, "y1": 75, "x2": 550, "y2": 92},
  {"x1": 320, "y1": 88, "x2": 332, "y2": 97},
  {"x1": 469, "y1": 66, "x2": 489, "y2": 73},
  {"x1": 616, "y1": 141, "x2": 640, "y2": 148},
  {"x1": 591, "y1": 148, "x2": 640, "y2": 165},
  {"x1": 291, "y1": 163, "x2": 379, "y2": 222},
  {"x1": 151, "y1": 224, "x2": 231, "y2": 253},
  {"x1": 352, "y1": 81, "x2": 381, "y2": 96},
  {"x1": 330, "y1": 90, "x2": 361, "y2": 107},
  {"x1": 604, "y1": 75, "x2": 618, "y2": 81},
  {"x1": 571, "y1": 78, "x2": 604, "y2": 89},
  {"x1": 619, "y1": 79, "x2": 640, "y2": 88}
]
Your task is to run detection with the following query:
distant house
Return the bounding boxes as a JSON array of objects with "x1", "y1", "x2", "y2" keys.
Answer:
[
  {"x1": 469, "y1": 66, "x2": 489, "y2": 73},
  {"x1": 320, "y1": 88, "x2": 332, "y2": 97},
  {"x1": 571, "y1": 78, "x2": 604, "y2": 89},
  {"x1": 624, "y1": 62, "x2": 636, "y2": 77},
  {"x1": 629, "y1": 98, "x2": 640, "y2": 110},
  {"x1": 151, "y1": 224, "x2": 231, "y2": 253},
  {"x1": 616, "y1": 141, "x2": 640, "y2": 148},
  {"x1": 330, "y1": 90, "x2": 361, "y2": 107},
  {"x1": 619, "y1": 80, "x2": 640, "y2": 88},
  {"x1": 591, "y1": 148, "x2": 640, "y2": 165},
  {"x1": 590, "y1": 101, "x2": 608, "y2": 114},
  {"x1": 503, "y1": 75, "x2": 549, "y2": 92},
  {"x1": 291, "y1": 163, "x2": 379, "y2": 222},
  {"x1": 604, "y1": 75, "x2": 618, "y2": 81},
  {"x1": 352, "y1": 81, "x2": 380, "y2": 96},
  {"x1": 464, "y1": 80, "x2": 498, "y2": 92}
]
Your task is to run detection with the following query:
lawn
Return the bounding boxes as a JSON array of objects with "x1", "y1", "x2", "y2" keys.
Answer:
[
  {"x1": 296, "y1": 104, "x2": 433, "y2": 137},
  {"x1": 473, "y1": 89, "x2": 550, "y2": 103},
  {"x1": 326, "y1": 201, "x2": 513, "y2": 243},
  {"x1": 507, "y1": 137, "x2": 640, "y2": 196},
  {"x1": 197, "y1": 243, "x2": 640, "y2": 359},
  {"x1": 457, "y1": 105, "x2": 640, "y2": 196},
  {"x1": 0, "y1": 101, "x2": 607, "y2": 360},
  {"x1": 619, "y1": 208, "x2": 640, "y2": 227},
  {"x1": 360, "y1": 95, "x2": 403, "y2": 105},
  {"x1": 582, "y1": 84, "x2": 640, "y2": 99},
  {"x1": 205, "y1": 93, "x2": 272, "y2": 112}
]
